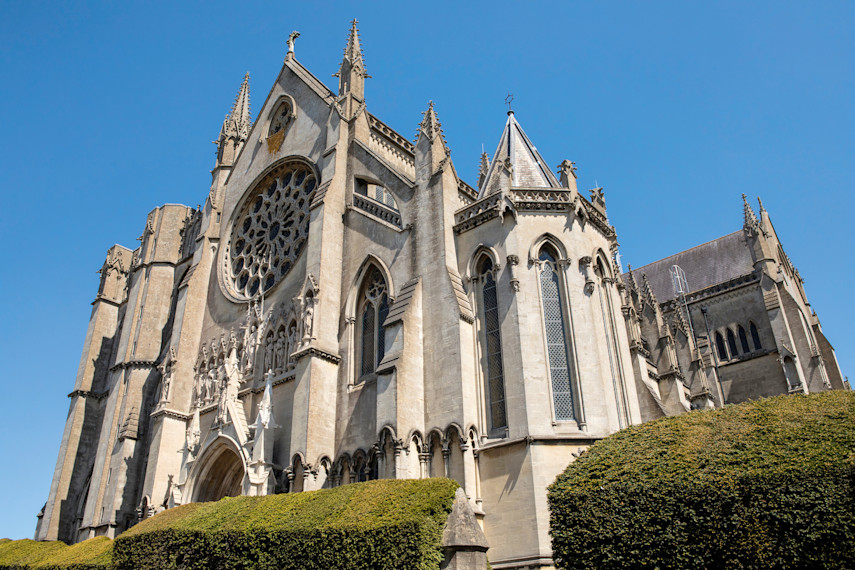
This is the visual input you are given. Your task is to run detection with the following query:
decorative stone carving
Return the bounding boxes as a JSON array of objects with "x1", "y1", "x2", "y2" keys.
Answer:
[
  {"x1": 222, "y1": 161, "x2": 317, "y2": 300},
  {"x1": 156, "y1": 348, "x2": 177, "y2": 404}
]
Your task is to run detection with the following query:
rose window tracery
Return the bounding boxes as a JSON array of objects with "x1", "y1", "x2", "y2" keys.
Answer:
[{"x1": 224, "y1": 161, "x2": 316, "y2": 299}]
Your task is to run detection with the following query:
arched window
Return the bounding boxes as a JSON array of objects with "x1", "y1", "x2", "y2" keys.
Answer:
[
  {"x1": 715, "y1": 332, "x2": 728, "y2": 361},
  {"x1": 738, "y1": 325, "x2": 750, "y2": 353},
  {"x1": 477, "y1": 256, "x2": 507, "y2": 432},
  {"x1": 538, "y1": 246, "x2": 576, "y2": 421},
  {"x1": 750, "y1": 322, "x2": 762, "y2": 350},
  {"x1": 358, "y1": 267, "x2": 389, "y2": 377},
  {"x1": 727, "y1": 329, "x2": 739, "y2": 357}
]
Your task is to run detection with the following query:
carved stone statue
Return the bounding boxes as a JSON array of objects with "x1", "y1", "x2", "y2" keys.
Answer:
[
  {"x1": 159, "y1": 367, "x2": 172, "y2": 404},
  {"x1": 301, "y1": 297, "x2": 315, "y2": 345},
  {"x1": 207, "y1": 368, "x2": 217, "y2": 404},
  {"x1": 287, "y1": 322, "x2": 298, "y2": 368},
  {"x1": 243, "y1": 324, "x2": 258, "y2": 377},
  {"x1": 264, "y1": 334, "x2": 275, "y2": 375},
  {"x1": 275, "y1": 331, "x2": 287, "y2": 373}
]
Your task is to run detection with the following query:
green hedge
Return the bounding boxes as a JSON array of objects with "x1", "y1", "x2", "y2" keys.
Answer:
[
  {"x1": 0, "y1": 537, "x2": 111, "y2": 570},
  {"x1": 113, "y1": 478, "x2": 459, "y2": 570},
  {"x1": 548, "y1": 391, "x2": 855, "y2": 569}
]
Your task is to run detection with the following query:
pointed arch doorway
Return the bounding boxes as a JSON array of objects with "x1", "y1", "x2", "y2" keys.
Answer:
[{"x1": 192, "y1": 440, "x2": 246, "y2": 502}]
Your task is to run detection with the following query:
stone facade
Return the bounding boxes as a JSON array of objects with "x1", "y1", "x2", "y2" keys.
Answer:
[{"x1": 35, "y1": 22, "x2": 846, "y2": 569}]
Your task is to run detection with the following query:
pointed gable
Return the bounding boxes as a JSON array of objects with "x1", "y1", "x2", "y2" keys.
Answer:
[{"x1": 479, "y1": 111, "x2": 559, "y2": 195}]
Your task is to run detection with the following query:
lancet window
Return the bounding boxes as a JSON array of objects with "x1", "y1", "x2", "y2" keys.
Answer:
[
  {"x1": 738, "y1": 325, "x2": 751, "y2": 353},
  {"x1": 750, "y1": 322, "x2": 762, "y2": 351},
  {"x1": 538, "y1": 245, "x2": 577, "y2": 422},
  {"x1": 476, "y1": 256, "x2": 507, "y2": 433},
  {"x1": 727, "y1": 328, "x2": 739, "y2": 357},
  {"x1": 358, "y1": 267, "x2": 389, "y2": 378},
  {"x1": 715, "y1": 332, "x2": 728, "y2": 361}
]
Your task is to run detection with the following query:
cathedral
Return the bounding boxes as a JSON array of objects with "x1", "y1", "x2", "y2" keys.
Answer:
[{"x1": 36, "y1": 22, "x2": 846, "y2": 569}]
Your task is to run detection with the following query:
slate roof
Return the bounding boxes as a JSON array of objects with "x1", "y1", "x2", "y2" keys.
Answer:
[
  {"x1": 626, "y1": 230, "x2": 754, "y2": 302},
  {"x1": 479, "y1": 111, "x2": 559, "y2": 195}
]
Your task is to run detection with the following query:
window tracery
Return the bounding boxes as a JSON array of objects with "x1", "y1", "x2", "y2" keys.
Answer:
[
  {"x1": 476, "y1": 256, "x2": 507, "y2": 433},
  {"x1": 538, "y1": 246, "x2": 576, "y2": 422},
  {"x1": 269, "y1": 101, "x2": 292, "y2": 137},
  {"x1": 358, "y1": 268, "x2": 389, "y2": 378},
  {"x1": 223, "y1": 161, "x2": 316, "y2": 300}
]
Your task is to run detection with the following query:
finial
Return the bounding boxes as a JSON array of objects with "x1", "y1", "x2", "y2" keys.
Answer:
[
  {"x1": 505, "y1": 93, "x2": 514, "y2": 115},
  {"x1": 286, "y1": 31, "x2": 300, "y2": 59},
  {"x1": 757, "y1": 196, "x2": 766, "y2": 213}
]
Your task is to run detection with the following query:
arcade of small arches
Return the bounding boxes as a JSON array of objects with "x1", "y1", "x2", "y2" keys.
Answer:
[
  {"x1": 715, "y1": 322, "x2": 763, "y2": 363},
  {"x1": 187, "y1": 424, "x2": 483, "y2": 504}
]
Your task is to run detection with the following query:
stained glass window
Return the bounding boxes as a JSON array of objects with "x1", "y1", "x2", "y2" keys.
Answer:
[
  {"x1": 478, "y1": 258, "x2": 507, "y2": 431},
  {"x1": 358, "y1": 268, "x2": 388, "y2": 378},
  {"x1": 539, "y1": 248, "x2": 575, "y2": 421}
]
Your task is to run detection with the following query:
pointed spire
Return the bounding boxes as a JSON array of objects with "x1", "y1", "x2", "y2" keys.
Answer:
[
  {"x1": 220, "y1": 72, "x2": 251, "y2": 141},
  {"x1": 743, "y1": 193, "x2": 762, "y2": 235},
  {"x1": 419, "y1": 101, "x2": 446, "y2": 144},
  {"x1": 344, "y1": 19, "x2": 365, "y2": 71},
  {"x1": 479, "y1": 111, "x2": 560, "y2": 196},
  {"x1": 256, "y1": 371, "x2": 278, "y2": 430},
  {"x1": 337, "y1": 19, "x2": 369, "y2": 99},
  {"x1": 478, "y1": 151, "x2": 490, "y2": 187}
]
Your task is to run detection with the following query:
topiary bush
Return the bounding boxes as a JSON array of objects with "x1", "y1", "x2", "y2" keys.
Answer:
[
  {"x1": 113, "y1": 478, "x2": 459, "y2": 570},
  {"x1": 548, "y1": 391, "x2": 855, "y2": 569},
  {"x1": 0, "y1": 537, "x2": 112, "y2": 570}
]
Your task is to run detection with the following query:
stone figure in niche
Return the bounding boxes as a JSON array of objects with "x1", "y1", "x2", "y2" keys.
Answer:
[
  {"x1": 275, "y1": 331, "x2": 287, "y2": 373},
  {"x1": 301, "y1": 297, "x2": 315, "y2": 346},
  {"x1": 207, "y1": 368, "x2": 218, "y2": 404},
  {"x1": 287, "y1": 322, "x2": 298, "y2": 368},
  {"x1": 264, "y1": 333, "x2": 275, "y2": 375},
  {"x1": 158, "y1": 365, "x2": 172, "y2": 404},
  {"x1": 225, "y1": 343, "x2": 240, "y2": 384},
  {"x1": 243, "y1": 324, "x2": 258, "y2": 377}
]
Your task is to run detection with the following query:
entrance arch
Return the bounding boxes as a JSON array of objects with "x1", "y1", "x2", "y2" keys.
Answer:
[{"x1": 192, "y1": 439, "x2": 246, "y2": 502}]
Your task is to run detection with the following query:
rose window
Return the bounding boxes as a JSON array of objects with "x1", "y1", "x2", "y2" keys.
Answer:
[{"x1": 224, "y1": 161, "x2": 316, "y2": 299}]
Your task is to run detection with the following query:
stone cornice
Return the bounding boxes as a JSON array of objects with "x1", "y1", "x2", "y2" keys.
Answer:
[
  {"x1": 150, "y1": 408, "x2": 191, "y2": 422},
  {"x1": 291, "y1": 345, "x2": 341, "y2": 364},
  {"x1": 580, "y1": 198, "x2": 616, "y2": 238},
  {"x1": 453, "y1": 192, "x2": 506, "y2": 234},
  {"x1": 510, "y1": 187, "x2": 575, "y2": 212}
]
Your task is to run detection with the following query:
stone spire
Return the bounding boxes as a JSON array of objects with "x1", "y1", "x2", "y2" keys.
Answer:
[
  {"x1": 415, "y1": 101, "x2": 451, "y2": 176},
  {"x1": 215, "y1": 73, "x2": 251, "y2": 169},
  {"x1": 478, "y1": 111, "x2": 560, "y2": 196},
  {"x1": 743, "y1": 193, "x2": 763, "y2": 236},
  {"x1": 478, "y1": 151, "x2": 490, "y2": 187},
  {"x1": 337, "y1": 19, "x2": 369, "y2": 99},
  {"x1": 220, "y1": 72, "x2": 251, "y2": 141},
  {"x1": 419, "y1": 101, "x2": 446, "y2": 144}
]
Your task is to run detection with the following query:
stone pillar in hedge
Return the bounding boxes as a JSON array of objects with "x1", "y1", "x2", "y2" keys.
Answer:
[{"x1": 442, "y1": 488, "x2": 489, "y2": 569}]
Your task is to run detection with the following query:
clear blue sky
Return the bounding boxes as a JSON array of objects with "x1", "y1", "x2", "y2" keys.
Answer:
[{"x1": 1, "y1": 1, "x2": 852, "y2": 540}]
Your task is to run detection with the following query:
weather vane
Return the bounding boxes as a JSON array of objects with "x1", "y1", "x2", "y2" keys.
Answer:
[{"x1": 505, "y1": 93, "x2": 514, "y2": 113}]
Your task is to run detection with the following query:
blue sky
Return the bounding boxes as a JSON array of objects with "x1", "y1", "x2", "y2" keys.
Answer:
[{"x1": 1, "y1": 1, "x2": 852, "y2": 540}]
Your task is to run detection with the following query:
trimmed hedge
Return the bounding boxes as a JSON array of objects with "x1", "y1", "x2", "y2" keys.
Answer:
[
  {"x1": 0, "y1": 537, "x2": 111, "y2": 570},
  {"x1": 548, "y1": 391, "x2": 855, "y2": 569},
  {"x1": 113, "y1": 478, "x2": 460, "y2": 570}
]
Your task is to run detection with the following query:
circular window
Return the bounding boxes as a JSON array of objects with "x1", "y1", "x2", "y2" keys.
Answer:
[
  {"x1": 223, "y1": 161, "x2": 316, "y2": 300},
  {"x1": 269, "y1": 102, "x2": 291, "y2": 136}
]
